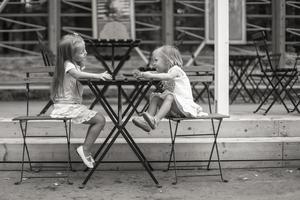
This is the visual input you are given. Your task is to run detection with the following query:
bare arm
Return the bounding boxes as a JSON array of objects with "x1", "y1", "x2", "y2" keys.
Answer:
[
  {"x1": 68, "y1": 69, "x2": 112, "y2": 80},
  {"x1": 137, "y1": 70, "x2": 179, "y2": 81}
]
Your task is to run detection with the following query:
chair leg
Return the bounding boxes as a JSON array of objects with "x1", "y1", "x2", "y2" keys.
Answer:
[
  {"x1": 64, "y1": 120, "x2": 73, "y2": 172},
  {"x1": 165, "y1": 120, "x2": 174, "y2": 171},
  {"x1": 215, "y1": 134, "x2": 227, "y2": 182},
  {"x1": 22, "y1": 121, "x2": 33, "y2": 172},
  {"x1": 207, "y1": 119, "x2": 216, "y2": 169},
  {"x1": 165, "y1": 120, "x2": 179, "y2": 185},
  {"x1": 207, "y1": 119, "x2": 227, "y2": 182},
  {"x1": 15, "y1": 120, "x2": 33, "y2": 184},
  {"x1": 260, "y1": 74, "x2": 295, "y2": 114},
  {"x1": 15, "y1": 121, "x2": 27, "y2": 185},
  {"x1": 63, "y1": 120, "x2": 74, "y2": 185},
  {"x1": 171, "y1": 121, "x2": 179, "y2": 185}
]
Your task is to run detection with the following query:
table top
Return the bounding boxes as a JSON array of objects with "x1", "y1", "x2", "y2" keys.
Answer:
[
  {"x1": 85, "y1": 39, "x2": 140, "y2": 47},
  {"x1": 78, "y1": 76, "x2": 160, "y2": 86}
]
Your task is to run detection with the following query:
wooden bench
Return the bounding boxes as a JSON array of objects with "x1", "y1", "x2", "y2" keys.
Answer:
[{"x1": 165, "y1": 65, "x2": 229, "y2": 184}]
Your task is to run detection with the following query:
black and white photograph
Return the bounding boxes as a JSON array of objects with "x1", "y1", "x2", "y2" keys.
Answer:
[{"x1": 0, "y1": 0, "x2": 300, "y2": 199}]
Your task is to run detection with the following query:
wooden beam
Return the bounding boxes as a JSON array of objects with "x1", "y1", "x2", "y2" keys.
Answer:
[
  {"x1": 0, "y1": 0, "x2": 9, "y2": 13},
  {"x1": 48, "y1": 0, "x2": 61, "y2": 55},
  {"x1": 214, "y1": 0, "x2": 229, "y2": 115},
  {"x1": 162, "y1": 0, "x2": 174, "y2": 45},
  {"x1": 272, "y1": 0, "x2": 286, "y2": 68}
]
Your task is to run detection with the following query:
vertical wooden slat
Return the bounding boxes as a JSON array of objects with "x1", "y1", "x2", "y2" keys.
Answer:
[
  {"x1": 272, "y1": 0, "x2": 286, "y2": 68},
  {"x1": 162, "y1": 0, "x2": 174, "y2": 45},
  {"x1": 48, "y1": 0, "x2": 61, "y2": 55}
]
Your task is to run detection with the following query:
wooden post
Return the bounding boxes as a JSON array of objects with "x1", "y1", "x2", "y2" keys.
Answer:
[
  {"x1": 162, "y1": 0, "x2": 174, "y2": 45},
  {"x1": 214, "y1": 0, "x2": 229, "y2": 115},
  {"x1": 48, "y1": 0, "x2": 61, "y2": 55},
  {"x1": 272, "y1": 0, "x2": 285, "y2": 68},
  {"x1": 91, "y1": 0, "x2": 98, "y2": 39}
]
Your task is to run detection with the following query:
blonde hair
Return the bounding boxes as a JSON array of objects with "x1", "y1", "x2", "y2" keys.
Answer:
[
  {"x1": 51, "y1": 33, "x2": 85, "y2": 99},
  {"x1": 153, "y1": 45, "x2": 183, "y2": 69}
]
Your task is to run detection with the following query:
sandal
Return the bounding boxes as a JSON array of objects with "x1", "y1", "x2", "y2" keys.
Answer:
[{"x1": 142, "y1": 112, "x2": 157, "y2": 129}]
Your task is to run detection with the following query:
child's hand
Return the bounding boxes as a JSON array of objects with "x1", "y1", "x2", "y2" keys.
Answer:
[
  {"x1": 97, "y1": 71, "x2": 112, "y2": 80},
  {"x1": 132, "y1": 69, "x2": 141, "y2": 78}
]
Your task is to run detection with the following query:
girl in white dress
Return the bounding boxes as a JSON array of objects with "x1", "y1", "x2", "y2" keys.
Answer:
[
  {"x1": 132, "y1": 45, "x2": 207, "y2": 132},
  {"x1": 50, "y1": 33, "x2": 112, "y2": 168}
]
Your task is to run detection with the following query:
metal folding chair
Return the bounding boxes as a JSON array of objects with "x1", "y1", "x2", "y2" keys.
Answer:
[
  {"x1": 164, "y1": 68, "x2": 228, "y2": 184},
  {"x1": 251, "y1": 31, "x2": 298, "y2": 114},
  {"x1": 13, "y1": 67, "x2": 73, "y2": 185}
]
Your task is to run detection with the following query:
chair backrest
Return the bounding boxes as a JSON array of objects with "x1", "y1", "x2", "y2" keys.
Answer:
[
  {"x1": 251, "y1": 31, "x2": 269, "y2": 57},
  {"x1": 23, "y1": 66, "x2": 54, "y2": 115},
  {"x1": 36, "y1": 31, "x2": 55, "y2": 76},
  {"x1": 183, "y1": 65, "x2": 214, "y2": 83},
  {"x1": 183, "y1": 65, "x2": 214, "y2": 113},
  {"x1": 36, "y1": 31, "x2": 56, "y2": 67},
  {"x1": 251, "y1": 31, "x2": 281, "y2": 72}
]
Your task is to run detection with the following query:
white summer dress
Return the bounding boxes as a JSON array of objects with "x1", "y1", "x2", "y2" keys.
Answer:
[
  {"x1": 151, "y1": 65, "x2": 207, "y2": 118},
  {"x1": 50, "y1": 61, "x2": 97, "y2": 124}
]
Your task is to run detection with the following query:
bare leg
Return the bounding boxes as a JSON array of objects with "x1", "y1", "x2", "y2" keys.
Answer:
[
  {"x1": 154, "y1": 94, "x2": 174, "y2": 121},
  {"x1": 82, "y1": 113, "x2": 106, "y2": 154},
  {"x1": 147, "y1": 96, "x2": 163, "y2": 116}
]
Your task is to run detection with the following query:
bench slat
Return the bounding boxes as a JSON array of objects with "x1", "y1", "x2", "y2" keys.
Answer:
[
  {"x1": 23, "y1": 66, "x2": 55, "y2": 73},
  {"x1": 188, "y1": 75, "x2": 213, "y2": 83},
  {"x1": 23, "y1": 77, "x2": 52, "y2": 84},
  {"x1": 0, "y1": 78, "x2": 52, "y2": 85},
  {"x1": 183, "y1": 65, "x2": 213, "y2": 73}
]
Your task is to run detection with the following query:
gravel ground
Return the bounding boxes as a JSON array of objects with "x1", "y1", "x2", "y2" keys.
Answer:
[{"x1": 0, "y1": 168, "x2": 300, "y2": 200}]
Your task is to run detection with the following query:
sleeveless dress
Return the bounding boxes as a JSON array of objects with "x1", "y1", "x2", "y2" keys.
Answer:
[
  {"x1": 50, "y1": 61, "x2": 97, "y2": 124},
  {"x1": 150, "y1": 65, "x2": 208, "y2": 118}
]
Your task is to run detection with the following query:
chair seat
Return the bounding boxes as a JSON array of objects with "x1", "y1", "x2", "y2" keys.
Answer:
[
  {"x1": 13, "y1": 115, "x2": 71, "y2": 121},
  {"x1": 168, "y1": 113, "x2": 229, "y2": 121}
]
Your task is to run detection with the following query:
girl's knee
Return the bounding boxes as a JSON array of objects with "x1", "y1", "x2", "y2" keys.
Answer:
[
  {"x1": 96, "y1": 113, "x2": 106, "y2": 124},
  {"x1": 151, "y1": 95, "x2": 160, "y2": 102},
  {"x1": 165, "y1": 94, "x2": 174, "y2": 102},
  {"x1": 92, "y1": 113, "x2": 106, "y2": 127}
]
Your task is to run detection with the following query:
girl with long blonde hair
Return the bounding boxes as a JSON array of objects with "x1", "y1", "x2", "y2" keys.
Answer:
[{"x1": 50, "y1": 33, "x2": 112, "y2": 168}]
